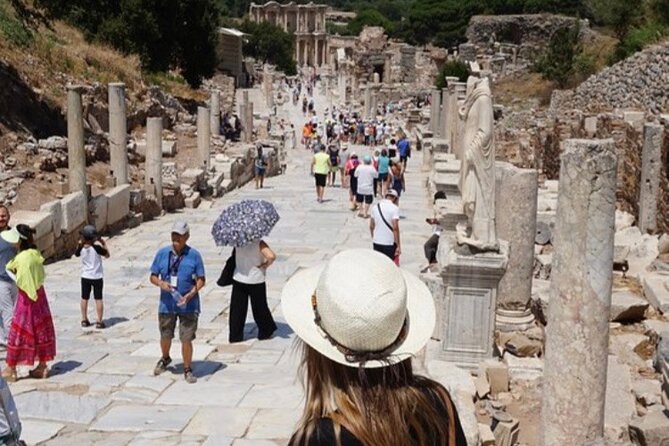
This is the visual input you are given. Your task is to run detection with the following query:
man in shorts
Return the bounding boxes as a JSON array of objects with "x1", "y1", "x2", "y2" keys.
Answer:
[
  {"x1": 150, "y1": 221, "x2": 205, "y2": 383},
  {"x1": 354, "y1": 155, "x2": 378, "y2": 218},
  {"x1": 397, "y1": 135, "x2": 411, "y2": 167}
]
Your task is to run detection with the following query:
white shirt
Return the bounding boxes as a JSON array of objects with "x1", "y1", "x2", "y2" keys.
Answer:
[
  {"x1": 355, "y1": 165, "x2": 378, "y2": 195},
  {"x1": 80, "y1": 245, "x2": 104, "y2": 279},
  {"x1": 233, "y1": 240, "x2": 266, "y2": 284},
  {"x1": 371, "y1": 200, "x2": 400, "y2": 246}
]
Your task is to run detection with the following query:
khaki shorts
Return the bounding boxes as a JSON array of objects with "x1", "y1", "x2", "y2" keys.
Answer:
[{"x1": 159, "y1": 313, "x2": 198, "y2": 342}]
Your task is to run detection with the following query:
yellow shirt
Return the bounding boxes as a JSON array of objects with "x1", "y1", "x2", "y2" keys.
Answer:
[
  {"x1": 6, "y1": 249, "x2": 45, "y2": 301},
  {"x1": 313, "y1": 152, "x2": 330, "y2": 175}
]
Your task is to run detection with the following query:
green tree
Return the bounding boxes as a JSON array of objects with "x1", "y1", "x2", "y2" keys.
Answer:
[
  {"x1": 347, "y1": 8, "x2": 393, "y2": 35},
  {"x1": 435, "y1": 60, "x2": 470, "y2": 89},
  {"x1": 33, "y1": 0, "x2": 219, "y2": 87},
  {"x1": 239, "y1": 20, "x2": 297, "y2": 75},
  {"x1": 533, "y1": 25, "x2": 581, "y2": 87},
  {"x1": 586, "y1": 0, "x2": 642, "y2": 40}
]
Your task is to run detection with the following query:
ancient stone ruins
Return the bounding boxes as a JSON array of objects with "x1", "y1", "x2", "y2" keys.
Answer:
[{"x1": 0, "y1": 5, "x2": 668, "y2": 446}]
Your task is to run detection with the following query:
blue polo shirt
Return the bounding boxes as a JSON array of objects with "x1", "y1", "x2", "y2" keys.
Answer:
[
  {"x1": 397, "y1": 138, "x2": 410, "y2": 157},
  {"x1": 150, "y1": 245, "x2": 205, "y2": 314}
]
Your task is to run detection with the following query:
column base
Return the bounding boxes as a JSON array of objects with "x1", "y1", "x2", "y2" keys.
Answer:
[{"x1": 495, "y1": 308, "x2": 535, "y2": 332}]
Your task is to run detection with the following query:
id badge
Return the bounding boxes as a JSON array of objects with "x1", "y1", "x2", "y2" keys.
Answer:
[{"x1": 170, "y1": 276, "x2": 178, "y2": 288}]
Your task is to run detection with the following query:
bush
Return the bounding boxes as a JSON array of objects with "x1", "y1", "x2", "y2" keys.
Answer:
[
  {"x1": 435, "y1": 60, "x2": 470, "y2": 89},
  {"x1": 533, "y1": 25, "x2": 581, "y2": 88},
  {"x1": 613, "y1": 22, "x2": 669, "y2": 62},
  {"x1": 0, "y1": 0, "x2": 32, "y2": 46}
]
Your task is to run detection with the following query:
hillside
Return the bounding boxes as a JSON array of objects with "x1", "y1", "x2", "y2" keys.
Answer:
[{"x1": 0, "y1": 0, "x2": 202, "y2": 144}]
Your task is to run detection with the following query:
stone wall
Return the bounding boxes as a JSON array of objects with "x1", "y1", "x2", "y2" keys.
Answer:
[
  {"x1": 555, "y1": 41, "x2": 669, "y2": 114},
  {"x1": 465, "y1": 14, "x2": 583, "y2": 60}
]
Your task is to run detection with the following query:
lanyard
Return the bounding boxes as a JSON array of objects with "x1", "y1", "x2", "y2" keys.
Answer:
[{"x1": 168, "y1": 251, "x2": 185, "y2": 276}]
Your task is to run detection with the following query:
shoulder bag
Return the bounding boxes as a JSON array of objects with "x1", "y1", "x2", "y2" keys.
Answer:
[{"x1": 216, "y1": 249, "x2": 236, "y2": 287}]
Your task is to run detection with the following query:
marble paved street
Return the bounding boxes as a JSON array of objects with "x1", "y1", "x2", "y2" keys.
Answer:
[{"x1": 10, "y1": 88, "x2": 436, "y2": 445}]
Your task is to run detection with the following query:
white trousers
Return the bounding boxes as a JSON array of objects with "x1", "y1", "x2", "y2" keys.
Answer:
[{"x1": 0, "y1": 281, "x2": 17, "y2": 345}]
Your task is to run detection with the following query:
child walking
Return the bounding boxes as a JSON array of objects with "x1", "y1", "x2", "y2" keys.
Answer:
[
  {"x1": 75, "y1": 225, "x2": 110, "y2": 329},
  {"x1": 1, "y1": 224, "x2": 56, "y2": 381}
]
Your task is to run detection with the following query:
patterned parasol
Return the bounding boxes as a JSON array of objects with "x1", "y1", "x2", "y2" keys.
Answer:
[{"x1": 211, "y1": 199, "x2": 280, "y2": 247}]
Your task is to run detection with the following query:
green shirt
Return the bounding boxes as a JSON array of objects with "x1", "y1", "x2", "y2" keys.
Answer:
[
  {"x1": 6, "y1": 249, "x2": 45, "y2": 301},
  {"x1": 313, "y1": 152, "x2": 330, "y2": 175}
]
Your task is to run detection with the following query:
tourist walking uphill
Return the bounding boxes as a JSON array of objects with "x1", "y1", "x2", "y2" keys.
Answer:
[
  {"x1": 282, "y1": 249, "x2": 467, "y2": 446},
  {"x1": 0, "y1": 206, "x2": 16, "y2": 347},
  {"x1": 149, "y1": 221, "x2": 206, "y2": 384},
  {"x1": 370, "y1": 189, "x2": 401, "y2": 264},
  {"x1": 1, "y1": 225, "x2": 56, "y2": 382},
  {"x1": 311, "y1": 145, "x2": 331, "y2": 203}
]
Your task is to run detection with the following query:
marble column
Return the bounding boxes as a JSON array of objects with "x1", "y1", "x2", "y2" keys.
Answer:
[
  {"x1": 245, "y1": 102, "x2": 254, "y2": 143},
  {"x1": 541, "y1": 139, "x2": 618, "y2": 446},
  {"x1": 210, "y1": 89, "x2": 221, "y2": 137},
  {"x1": 108, "y1": 82, "x2": 128, "y2": 186},
  {"x1": 495, "y1": 162, "x2": 538, "y2": 331},
  {"x1": 239, "y1": 103, "x2": 248, "y2": 142},
  {"x1": 370, "y1": 90, "x2": 378, "y2": 120},
  {"x1": 363, "y1": 85, "x2": 372, "y2": 120},
  {"x1": 639, "y1": 123, "x2": 663, "y2": 233},
  {"x1": 338, "y1": 72, "x2": 346, "y2": 105},
  {"x1": 430, "y1": 89, "x2": 441, "y2": 134},
  {"x1": 302, "y1": 40, "x2": 308, "y2": 66},
  {"x1": 67, "y1": 85, "x2": 87, "y2": 196},
  {"x1": 439, "y1": 89, "x2": 449, "y2": 140},
  {"x1": 145, "y1": 117, "x2": 163, "y2": 208},
  {"x1": 197, "y1": 107, "x2": 211, "y2": 170}
]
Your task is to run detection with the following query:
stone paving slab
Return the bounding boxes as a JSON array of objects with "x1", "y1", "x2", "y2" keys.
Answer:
[{"x1": 91, "y1": 405, "x2": 199, "y2": 432}]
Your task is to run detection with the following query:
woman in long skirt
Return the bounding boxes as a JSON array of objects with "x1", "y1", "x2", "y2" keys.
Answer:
[{"x1": 1, "y1": 224, "x2": 56, "y2": 382}]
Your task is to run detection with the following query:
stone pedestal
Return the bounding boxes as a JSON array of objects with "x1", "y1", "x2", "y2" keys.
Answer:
[
  {"x1": 541, "y1": 139, "x2": 618, "y2": 446},
  {"x1": 145, "y1": 118, "x2": 163, "y2": 208},
  {"x1": 67, "y1": 85, "x2": 87, "y2": 197},
  {"x1": 433, "y1": 237, "x2": 509, "y2": 369},
  {"x1": 197, "y1": 107, "x2": 210, "y2": 170},
  {"x1": 210, "y1": 90, "x2": 221, "y2": 137},
  {"x1": 108, "y1": 82, "x2": 128, "y2": 186}
]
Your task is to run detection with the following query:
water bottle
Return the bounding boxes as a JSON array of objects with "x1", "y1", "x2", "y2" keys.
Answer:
[{"x1": 170, "y1": 289, "x2": 187, "y2": 307}]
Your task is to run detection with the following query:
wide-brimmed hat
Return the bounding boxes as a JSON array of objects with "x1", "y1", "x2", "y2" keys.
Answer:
[
  {"x1": 0, "y1": 228, "x2": 20, "y2": 244},
  {"x1": 281, "y1": 249, "x2": 435, "y2": 368}
]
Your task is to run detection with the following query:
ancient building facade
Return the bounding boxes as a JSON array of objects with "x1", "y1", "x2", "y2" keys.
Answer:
[{"x1": 249, "y1": 1, "x2": 328, "y2": 67}]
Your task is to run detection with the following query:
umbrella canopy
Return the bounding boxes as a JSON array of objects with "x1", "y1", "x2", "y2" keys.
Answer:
[{"x1": 211, "y1": 199, "x2": 280, "y2": 247}]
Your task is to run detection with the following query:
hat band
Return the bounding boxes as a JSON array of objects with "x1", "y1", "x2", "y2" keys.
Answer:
[{"x1": 311, "y1": 292, "x2": 409, "y2": 365}]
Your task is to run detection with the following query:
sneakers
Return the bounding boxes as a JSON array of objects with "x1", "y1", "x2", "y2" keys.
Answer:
[
  {"x1": 153, "y1": 356, "x2": 172, "y2": 376},
  {"x1": 184, "y1": 368, "x2": 197, "y2": 384}
]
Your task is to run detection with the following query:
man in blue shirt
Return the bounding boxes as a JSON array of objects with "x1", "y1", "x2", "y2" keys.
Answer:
[
  {"x1": 150, "y1": 221, "x2": 205, "y2": 383},
  {"x1": 397, "y1": 135, "x2": 411, "y2": 167}
]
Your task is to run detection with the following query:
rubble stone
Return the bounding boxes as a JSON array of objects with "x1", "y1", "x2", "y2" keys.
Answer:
[{"x1": 611, "y1": 291, "x2": 649, "y2": 322}]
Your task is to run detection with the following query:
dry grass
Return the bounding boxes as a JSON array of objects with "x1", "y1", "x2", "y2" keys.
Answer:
[{"x1": 494, "y1": 72, "x2": 555, "y2": 109}]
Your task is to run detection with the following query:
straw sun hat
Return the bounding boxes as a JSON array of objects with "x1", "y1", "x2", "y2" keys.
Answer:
[{"x1": 281, "y1": 249, "x2": 435, "y2": 368}]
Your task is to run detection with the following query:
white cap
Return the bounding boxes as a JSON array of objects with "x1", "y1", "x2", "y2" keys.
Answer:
[{"x1": 171, "y1": 221, "x2": 189, "y2": 235}]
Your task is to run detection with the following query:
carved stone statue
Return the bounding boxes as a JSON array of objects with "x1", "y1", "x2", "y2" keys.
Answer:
[{"x1": 456, "y1": 76, "x2": 499, "y2": 252}]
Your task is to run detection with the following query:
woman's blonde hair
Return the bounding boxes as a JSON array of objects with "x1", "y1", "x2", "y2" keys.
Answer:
[{"x1": 290, "y1": 341, "x2": 457, "y2": 446}]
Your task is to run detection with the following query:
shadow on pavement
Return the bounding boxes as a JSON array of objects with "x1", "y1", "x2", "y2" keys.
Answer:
[{"x1": 49, "y1": 360, "x2": 83, "y2": 376}]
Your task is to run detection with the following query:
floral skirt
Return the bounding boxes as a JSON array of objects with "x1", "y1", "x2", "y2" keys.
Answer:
[{"x1": 6, "y1": 287, "x2": 56, "y2": 367}]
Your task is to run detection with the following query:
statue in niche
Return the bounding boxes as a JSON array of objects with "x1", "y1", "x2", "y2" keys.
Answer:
[{"x1": 456, "y1": 76, "x2": 499, "y2": 252}]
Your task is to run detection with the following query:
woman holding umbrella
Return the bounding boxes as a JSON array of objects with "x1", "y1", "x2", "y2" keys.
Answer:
[
  {"x1": 212, "y1": 200, "x2": 279, "y2": 343},
  {"x1": 229, "y1": 239, "x2": 278, "y2": 343}
]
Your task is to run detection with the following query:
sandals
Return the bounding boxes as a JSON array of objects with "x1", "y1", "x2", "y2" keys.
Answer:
[
  {"x1": 81, "y1": 320, "x2": 91, "y2": 328},
  {"x1": 95, "y1": 321, "x2": 106, "y2": 329},
  {"x1": 1, "y1": 368, "x2": 17, "y2": 382},
  {"x1": 28, "y1": 365, "x2": 48, "y2": 379}
]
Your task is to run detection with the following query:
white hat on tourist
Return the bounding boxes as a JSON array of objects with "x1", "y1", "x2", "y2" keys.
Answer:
[{"x1": 281, "y1": 249, "x2": 435, "y2": 368}]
